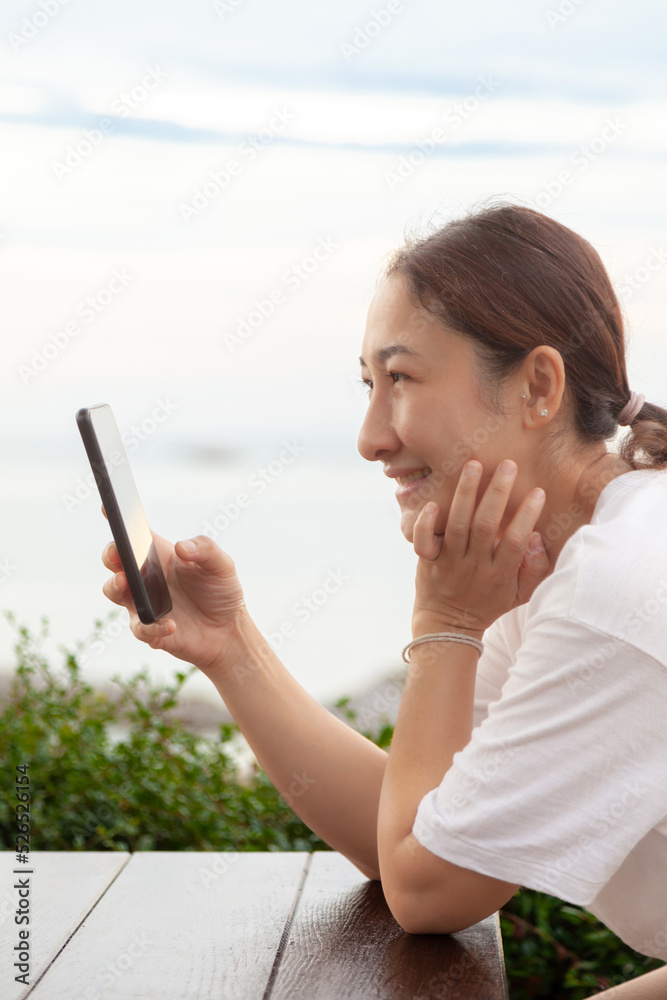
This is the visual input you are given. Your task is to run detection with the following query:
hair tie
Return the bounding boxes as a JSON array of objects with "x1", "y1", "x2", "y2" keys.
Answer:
[{"x1": 617, "y1": 391, "x2": 646, "y2": 426}]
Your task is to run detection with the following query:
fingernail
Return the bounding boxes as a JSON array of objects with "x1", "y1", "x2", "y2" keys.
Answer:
[
  {"x1": 500, "y1": 459, "x2": 516, "y2": 475},
  {"x1": 179, "y1": 539, "x2": 197, "y2": 553},
  {"x1": 528, "y1": 532, "x2": 544, "y2": 552},
  {"x1": 425, "y1": 502, "x2": 437, "y2": 514}
]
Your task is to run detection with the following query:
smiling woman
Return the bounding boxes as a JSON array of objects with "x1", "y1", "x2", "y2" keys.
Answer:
[{"x1": 100, "y1": 202, "x2": 667, "y2": 998}]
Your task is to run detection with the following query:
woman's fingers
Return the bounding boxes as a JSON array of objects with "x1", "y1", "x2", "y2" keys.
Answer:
[
  {"x1": 443, "y1": 458, "x2": 546, "y2": 568},
  {"x1": 101, "y1": 568, "x2": 176, "y2": 643},
  {"x1": 495, "y1": 486, "x2": 546, "y2": 571},
  {"x1": 469, "y1": 459, "x2": 517, "y2": 549},
  {"x1": 130, "y1": 616, "x2": 177, "y2": 645},
  {"x1": 516, "y1": 530, "x2": 551, "y2": 605},
  {"x1": 443, "y1": 461, "x2": 483, "y2": 556},
  {"x1": 102, "y1": 569, "x2": 130, "y2": 607},
  {"x1": 102, "y1": 541, "x2": 121, "y2": 571},
  {"x1": 412, "y1": 502, "x2": 442, "y2": 559},
  {"x1": 415, "y1": 459, "x2": 517, "y2": 562}
]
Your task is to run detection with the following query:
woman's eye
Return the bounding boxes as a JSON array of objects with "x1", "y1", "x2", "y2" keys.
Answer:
[{"x1": 356, "y1": 372, "x2": 408, "y2": 395}]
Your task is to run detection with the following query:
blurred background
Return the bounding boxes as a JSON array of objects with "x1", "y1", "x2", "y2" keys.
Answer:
[{"x1": 1, "y1": 0, "x2": 666, "y2": 708}]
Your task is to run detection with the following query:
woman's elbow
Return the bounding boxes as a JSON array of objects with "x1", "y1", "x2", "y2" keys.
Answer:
[
  {"x1": 355, "y1": 861, "x2": 382, "y2": 881},
  {"x1": 384, "y1": 884, "x2": 466, "y2": 936}
]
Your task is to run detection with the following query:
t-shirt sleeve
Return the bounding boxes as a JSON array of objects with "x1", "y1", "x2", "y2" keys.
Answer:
[
  {"x1": 471, "y1": 610, "x2": 519, "y2": 730},
  {"x1": 412, "y1": 615, "x2": 667, "y2": 905}
]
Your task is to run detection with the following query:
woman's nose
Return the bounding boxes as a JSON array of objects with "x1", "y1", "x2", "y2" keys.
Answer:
[{"x1": 357, "y1": 396, "x2": 401, "y2": 462}]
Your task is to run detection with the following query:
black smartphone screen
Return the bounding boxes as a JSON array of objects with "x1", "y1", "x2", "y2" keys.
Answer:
[{"x1": 76, "y1": 404, "x2": 172, "y2": 624}]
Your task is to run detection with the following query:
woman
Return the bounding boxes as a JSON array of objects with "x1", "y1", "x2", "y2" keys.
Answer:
[{"x1": 102, "y1": 204, "x2": 667, "y2": 998}]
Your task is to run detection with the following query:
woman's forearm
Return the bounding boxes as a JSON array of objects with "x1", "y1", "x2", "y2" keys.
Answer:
[
  {"x1": 377, "y1": 631, "x2": 479, "y2": 894},
  {"x1": 593, "y1": 966, "x2": 667, "y2": 999},
  {"x1": 205, "y1": 609, "x2": 387, "y2": 880}
]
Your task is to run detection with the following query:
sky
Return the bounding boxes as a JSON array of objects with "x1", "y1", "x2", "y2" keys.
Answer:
[
  {"x1": 2, "y1": 0, "x2": 667, "y2": 440},
  {"x1": 1, "y1": 0, "x2": 667, "y2": 701}
]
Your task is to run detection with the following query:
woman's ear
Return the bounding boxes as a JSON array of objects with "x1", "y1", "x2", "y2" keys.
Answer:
[{"x1": 520, "y1": 345, "x2": 566, "y2": 427}]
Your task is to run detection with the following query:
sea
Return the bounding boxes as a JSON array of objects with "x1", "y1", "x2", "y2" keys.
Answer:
[{"x1": 0, "y1": 423, "x2": 419, "y2": 709}]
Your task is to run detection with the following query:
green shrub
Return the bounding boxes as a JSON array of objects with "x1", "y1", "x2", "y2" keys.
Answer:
[
  {"x1": 499, "y1": 891, "x2": 663, "y2": 998},
  {"x1": 0, "y1": 613, "x2": 327, "y2": 853},
  {"x1": 1, "y1": 614, "x2": 664, "y2": 997}
]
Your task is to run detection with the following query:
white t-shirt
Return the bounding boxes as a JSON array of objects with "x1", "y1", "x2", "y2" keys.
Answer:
[{"x1": 412, "y1": 468, "x2": 667, "y2": 960}]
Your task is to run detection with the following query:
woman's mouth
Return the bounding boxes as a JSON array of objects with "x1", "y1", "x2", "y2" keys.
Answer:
[{"x1": 395, "y1": 467, "x2": 432, "y2": 498}]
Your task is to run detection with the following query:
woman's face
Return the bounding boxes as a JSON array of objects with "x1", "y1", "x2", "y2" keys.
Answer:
[{"x1": 357, "y1": 275, "x2": 524, "y2": 543}]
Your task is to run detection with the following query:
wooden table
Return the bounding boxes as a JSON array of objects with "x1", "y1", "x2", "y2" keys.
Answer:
[{"x1": 1, "y1": 851, "x2": 508, "y2": 999}]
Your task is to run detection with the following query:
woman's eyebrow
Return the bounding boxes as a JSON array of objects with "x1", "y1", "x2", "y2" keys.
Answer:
[{"x1": 359, "y1": 344, "x2": 421, "y2": 367}]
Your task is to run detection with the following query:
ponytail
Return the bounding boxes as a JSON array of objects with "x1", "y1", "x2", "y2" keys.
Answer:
[{"x1": 619, "y1": 401, "x2": 667, "y2": 471}]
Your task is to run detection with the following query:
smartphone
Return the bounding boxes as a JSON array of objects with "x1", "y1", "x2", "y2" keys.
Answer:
[{"x1": 76, "y1": 404, "x2": 172, "y2": 624}]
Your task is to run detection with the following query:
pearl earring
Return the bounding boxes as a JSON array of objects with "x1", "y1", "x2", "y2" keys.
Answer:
[{"x1": 521, "y1": 393, "x2": 547, "y2": 416}]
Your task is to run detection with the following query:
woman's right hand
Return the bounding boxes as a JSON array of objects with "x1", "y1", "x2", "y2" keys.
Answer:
[{"x1": 102, "y1": 532, "x2": 248, "y2": 674}]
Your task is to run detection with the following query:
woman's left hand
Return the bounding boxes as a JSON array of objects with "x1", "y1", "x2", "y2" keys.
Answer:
[{"x1": 411, "y1": 458, "x2": 551, "y2": 636}]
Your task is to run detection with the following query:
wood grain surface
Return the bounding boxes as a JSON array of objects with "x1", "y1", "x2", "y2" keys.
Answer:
[
  {"x1": 270, "y1": 851, "x2": 508, "y2": 1000},
  {"x1": 0, "y1": 851, "x2": 130, "y2": 1000},
  {"x1": 26, "y1": 851, "x2": 307, "y2": 1000},
  {"x1": 1, "y1": 851, "x2": 508, "y2": 1000}
]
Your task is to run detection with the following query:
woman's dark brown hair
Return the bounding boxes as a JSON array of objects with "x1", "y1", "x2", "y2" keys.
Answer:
[{"x1": 384, "y1": 203, "x2": 667, "y2": 471}]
